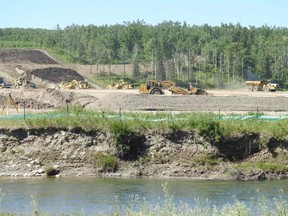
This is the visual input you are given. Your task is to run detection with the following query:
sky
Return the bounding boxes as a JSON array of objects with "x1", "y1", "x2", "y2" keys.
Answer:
[{"x1": 1, "y1": 0, "x2": 288, "y2": 29}]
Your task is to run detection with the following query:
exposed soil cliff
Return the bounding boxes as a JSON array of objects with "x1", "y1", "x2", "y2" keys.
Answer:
[{"x1": 1, "y1": 127, "x2": 287, "y2": 180}]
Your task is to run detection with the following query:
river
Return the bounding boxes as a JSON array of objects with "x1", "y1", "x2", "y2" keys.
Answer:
[{"x1": 0, "y1": 177, "x2": 287, "y2": 215}]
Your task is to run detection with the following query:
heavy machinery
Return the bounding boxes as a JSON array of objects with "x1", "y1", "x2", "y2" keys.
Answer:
[
  {"x1": 58, "y1": 80, "x2": 90, "y2": 89},
  {"x1": 14, "y1": 77, "x2": 36, "y2": 89},
  {"x1": 0, "y1": 79, "x2": 13, "y2": 88},
  {"x1": 107, "y1": 79, "x2": 134, "y2": 89},
  {"x1": 169, "y1": 82, "x2": 208, "y2": 95},
  {"x1": 139, "y1": 80, "x2": 176, "y2": 94},
  {"x1": 78, "y1": 80, "x2": 90, "y2": 89},
  {"x1": 245, "y1": 80, "x2": 278, "y2": 92}
]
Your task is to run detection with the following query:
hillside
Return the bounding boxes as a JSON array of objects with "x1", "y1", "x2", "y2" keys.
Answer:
[{"x1": 0, "y1": 49, "x2": 86, "y2": 85}]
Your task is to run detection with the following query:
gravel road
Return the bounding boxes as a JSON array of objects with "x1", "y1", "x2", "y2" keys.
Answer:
[{"x1": 1, "y1": 88, "x2": 288, "y2": 115}]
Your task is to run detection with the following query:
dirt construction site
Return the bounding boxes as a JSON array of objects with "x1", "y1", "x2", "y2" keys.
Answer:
[{"x1": 1, "y1": 49, "x2": 288, "y2": 115}]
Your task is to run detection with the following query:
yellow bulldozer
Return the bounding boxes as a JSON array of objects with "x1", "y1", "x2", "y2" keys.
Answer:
[
  {"x1": 169, "y1": 82, "x2": 208, "y2": 95},
  {"x1": 139, "y1": 80, "x2": 176, "y2": 94},
  {"x1": 107, "y1": 79, "x2": 134, "y2": 89},
  {"x1": 78, "y1": 80, "x2": 90, "y2": 89},
  {"x1": 58, "y1": 80, "x2": 90, "y2": 89},
  {"x1": 14, "y1": 77, "x2": 36, "y2": 89},
  {"x1": 245, "y1": 80, "x2": 278, "y2": 92}
]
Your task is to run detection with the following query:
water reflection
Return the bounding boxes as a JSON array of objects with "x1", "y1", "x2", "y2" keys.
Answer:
[{"x1": 0, "y1": 177, "x2": 287, "y2": 215}]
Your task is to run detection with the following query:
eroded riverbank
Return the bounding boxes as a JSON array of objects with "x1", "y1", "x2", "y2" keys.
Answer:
[{"x1": 1, "y1": 127, "x2": 288, "y2": 180}]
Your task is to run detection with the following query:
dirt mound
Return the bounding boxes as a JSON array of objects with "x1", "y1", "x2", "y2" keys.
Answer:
[
  {"x1": 14, "y1": 98, "x2": 54, "y2": 109},
  {"x1": 30, "y1": 67, "x2": 85, "y2": 83},
  {"x1": 0, "y1": 49, "x2": 59, "y2": 64}
]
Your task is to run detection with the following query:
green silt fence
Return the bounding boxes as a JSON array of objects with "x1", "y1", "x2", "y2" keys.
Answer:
[{"x1": 1, "y1": 112, "x2": 288, "y2": 122}]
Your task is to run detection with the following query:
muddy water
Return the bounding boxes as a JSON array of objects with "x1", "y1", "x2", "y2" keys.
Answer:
[{"x1": 0, "y1": 177, "x2": 288, "y2": 215}]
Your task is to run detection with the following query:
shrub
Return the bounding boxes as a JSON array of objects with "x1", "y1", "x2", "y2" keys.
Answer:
[
  {"x1": 199, "y1": 119, "x2": 222, "y2": 143},
  {"x1": 109, "y1": 120, "x2": 134, "y2": 159},
  {"x1": 92, "y1": 152, "x2": 118, "y2": 172}
]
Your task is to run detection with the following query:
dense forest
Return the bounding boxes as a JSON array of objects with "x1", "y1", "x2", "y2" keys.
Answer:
[{"x1": 1, "y1": 20, "x2": 288, "y2": 88}]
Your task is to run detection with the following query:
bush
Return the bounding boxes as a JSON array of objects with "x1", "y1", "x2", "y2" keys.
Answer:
[
  {"x1": 91, "y1": 152, "x2": 118, "y2": 172},
  {"x1": 109, "y1": 120, "x2": 135, "y2": 159}
]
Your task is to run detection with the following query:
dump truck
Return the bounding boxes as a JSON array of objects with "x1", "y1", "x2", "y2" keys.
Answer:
[
  {"x1": 169, "y1": 83, "x2": 208, "y2": 95},
  {"x1": 245, "y1": 80, "x2": 278, "y2": 92},
  {"x1": 139, "y1": 80, "x2": 176, "y2": 94}
]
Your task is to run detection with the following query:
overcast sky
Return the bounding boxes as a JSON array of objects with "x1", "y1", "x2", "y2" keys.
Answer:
[{"x1": 1, "y1": 0, "x2": 287, "y2": 29}]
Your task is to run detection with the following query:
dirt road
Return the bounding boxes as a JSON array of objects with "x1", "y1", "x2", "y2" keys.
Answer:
[
  {"x1": 57, "y1": 88, "x2": 288, "y2": 98},
  {"x1": 1, "y1": 88, "x2": 288, "y2": 116}
]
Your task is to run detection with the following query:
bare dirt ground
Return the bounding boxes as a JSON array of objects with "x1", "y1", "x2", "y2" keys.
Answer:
[
  {"x1": 2, "y1": 86, "x2": 288, "y2": 116},
  {"x1": 0, "y1": 48, "x2": 288, "y2": 115}
]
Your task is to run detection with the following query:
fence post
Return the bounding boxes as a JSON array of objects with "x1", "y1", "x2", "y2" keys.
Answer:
[{"x1": 23, "y1": 101, "x2": 26, "y2": 120}]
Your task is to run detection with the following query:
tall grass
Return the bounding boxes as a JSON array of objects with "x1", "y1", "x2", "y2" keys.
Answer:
[
  {"x1": 110, "y1": 183, "x2": 288, "y2": 216},
  {"x1": 2, "y1": 107, "x2": 288, "y2": 145}
]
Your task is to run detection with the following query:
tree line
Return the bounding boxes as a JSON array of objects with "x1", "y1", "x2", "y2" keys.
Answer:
[{"x1": 1, "y1": 21, "x2": 288, "y2": 88}]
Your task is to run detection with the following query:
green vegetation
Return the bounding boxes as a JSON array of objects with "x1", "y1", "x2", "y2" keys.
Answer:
[
  {"x1": 236, "y1": 162, "x2": 288, "y2": 173},
  {"x1": 192, "y1": 155, "x2": 221, "y2": 167},
  {"x1": 109, "y1": 119, "x2": 135, "y2": 158},
  {"x1": 1, "y1": 22, "x2": 288, "y2": 88},
  {"x1": 4, "y1": 108, "x2": 288, "y2": 144},
  {"x1": 90, "y1": 152, "x2": 118, "y2": 172}
]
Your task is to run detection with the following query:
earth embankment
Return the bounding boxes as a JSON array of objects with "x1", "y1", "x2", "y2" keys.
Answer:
[{"x1": 0, "y1": 127, "x2": 287, "y2": 180}]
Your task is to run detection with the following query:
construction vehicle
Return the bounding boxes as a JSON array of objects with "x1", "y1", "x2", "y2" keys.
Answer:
[
  {"x1": 169, "y1": 82, "x2": 208, "y2": 95},
  {"x1": 107, "y1": 79, "x2": 134, "y2": 89},
  {"x1": 245, "y1": 80, "x2": 278, "y2": 92},
  {"x1": 139, "y1": 80, "x2": 176, "y2": 94},
  {"x1": 78, "y1": 80, "x2": 90, "y2": 89},
  {"x1": 57, "y1": 80, "x2": 90, "y2": 89},
  {"x1": 0, "y1": 79, "x2": 13, "y2": 88},
  {"x1": 14, "y1": 77, "x2": 36, "y2": 89}
]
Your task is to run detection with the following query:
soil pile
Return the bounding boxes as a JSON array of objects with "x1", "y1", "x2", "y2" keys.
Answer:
[
  {"x1": 0, "y1": 89, "x2": 97, "y2": 110},
  {"x1": 0, "y1": 49, "x2": 59, "y2": 64},
  {"x1": 30, "y1": 67, "x2": 85, "y2": 83}
]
